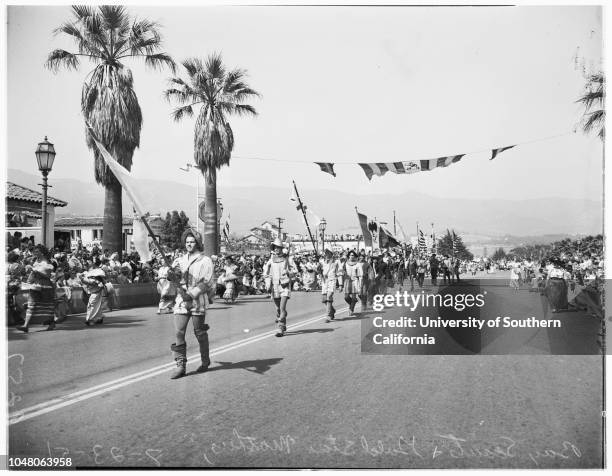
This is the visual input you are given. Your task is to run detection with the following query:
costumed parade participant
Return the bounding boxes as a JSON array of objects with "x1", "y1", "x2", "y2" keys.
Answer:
[
  {"x1": 321, "y1": 249, "x2": 339, "y2": 322},
  {"x1": 16, "y1": 245, "x2": 56, "y2": 332},
  {"x1": 343, "y1": 250, "x2": 363, "y2": 316},
  {"x1": 80, "y1": 258, "x2": 107, "y2": 326},
  {"x1": 169, "y1": 230, "x2": 215, "y2": 379},
  {"x1": 263, "y1": 239, "x2": 297, "y2": 337},
  {"x1": 155, "y1": 254, "x2": 177, "y2": 314},
  {"x1": 222, "y1": 256, "x2": 239, "y2": 302},
  {"x1": 545, "y1": 259, "x2": 570, "y2": 313}
]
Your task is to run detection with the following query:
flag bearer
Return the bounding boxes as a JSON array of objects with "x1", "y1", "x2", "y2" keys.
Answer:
[{"x1": 169, "y1": 230, "x2": 215, "y2": 379}]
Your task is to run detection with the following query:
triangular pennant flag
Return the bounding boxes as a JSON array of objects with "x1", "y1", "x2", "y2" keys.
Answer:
[
  {"x1": 315, "y1": 162, "x2": 336, "y2": 177},
  {"x1": 490, "y1": 145, "x2": 515, "y2": 160}
]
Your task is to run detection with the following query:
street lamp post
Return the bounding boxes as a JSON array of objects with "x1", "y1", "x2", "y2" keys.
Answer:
[
  {"x1": 35, "y1": 136, "x2": 56, "y2": 248},
  {"x1": 320, "y1": 218, "x2": 327, "y2": 254}
]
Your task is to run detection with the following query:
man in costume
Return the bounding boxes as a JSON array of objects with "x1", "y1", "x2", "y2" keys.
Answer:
[
  {"x1": 263, "y1": 238, "x2": 297, "y2": 337},
  {"x1": 170, "y1": 230, "x2": 215, "y2": 379},
  {"x1": 321, "y1": 249, "x2": 339, "y2": 322}
]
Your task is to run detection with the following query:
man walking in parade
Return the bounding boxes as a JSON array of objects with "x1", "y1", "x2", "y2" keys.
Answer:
[
  {"x1": 264, "y1": 239, "x2": 297, "y2": 337},
  {"x1": 170, "y1": 230, "x2": 215, "y2": 379},
  {"x1": 321, "y1": 249, "x2": 339, "y2": 322}
]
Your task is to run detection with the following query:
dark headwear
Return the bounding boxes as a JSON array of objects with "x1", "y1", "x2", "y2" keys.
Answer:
[{"x1": 180, "y1": 229, "x2": 203, "y2": 251}]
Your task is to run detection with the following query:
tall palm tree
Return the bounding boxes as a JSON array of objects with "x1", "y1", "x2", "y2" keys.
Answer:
[
  {"x1": 165, "y1": 54, "x2": 259, "y2": 255},
  {"x1": 46, "y1": 5, "x2": 175, "y2": 253},
  {"x1": 577, "y1": 72, "x2": 605, "y2": 141}
]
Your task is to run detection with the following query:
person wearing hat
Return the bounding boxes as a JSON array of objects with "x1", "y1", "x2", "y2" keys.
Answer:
[
  {"x1": 321, "y1": 249, "x2": 339, "y2": 322},
  {"x1": 343, "y1": 250, "x2": 363, "y2": 316},
  {"x1": 169, "y1": 229, "x2": 215, "y2": 379},
  {"x1": 79, "y1": 257, "x2": 107, "y2": 326},
  {"x1": 263, "y1": 238, "x2": 297, "y2": 337}
]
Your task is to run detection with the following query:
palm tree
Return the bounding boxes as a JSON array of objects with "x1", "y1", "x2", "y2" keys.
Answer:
[
  {"x1": 165, "y1": 54, "x2": 259, "y2": 255},
  {"x1": 46, "y1": 5, "x2": 175, "y2": 253},
  {"x1": 577, "y1": 72, "x2": 605, "y2": 141}
]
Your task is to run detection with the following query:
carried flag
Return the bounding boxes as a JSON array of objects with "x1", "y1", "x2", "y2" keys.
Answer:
[
  {"x1": 87, "y1": 129, "x2": 147, "y2": 216},
  {"x1": 132, "y1": 215, "x2": 152, "y2": 262},
  {"x1": 418, "y1": 229, "x2": 427, "y2": 254},
  {"x1": 379, "y1": 225, "x2": 401, "y2": 248},
  {"x1": 490, "y1": 145, "x2": 515, "y2": 160},
  {"x1": 223, "y1": 214, "x2": 230, "y2": 242},
  {"x1": 315, "y1": 162, "x2": 337, "y2": 177},
  {"x1": 356, "y1": 209, "x2": 373, "y2": 248}
]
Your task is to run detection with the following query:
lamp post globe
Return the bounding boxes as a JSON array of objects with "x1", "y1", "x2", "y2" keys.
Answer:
[{"x1": 35, "y1": 136, "x2": 56, "y2": 248}]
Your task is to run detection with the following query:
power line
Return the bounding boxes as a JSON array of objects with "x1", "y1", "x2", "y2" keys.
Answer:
[{"x1": 230, "y1": 131, "x2": 575, "y2": 165}]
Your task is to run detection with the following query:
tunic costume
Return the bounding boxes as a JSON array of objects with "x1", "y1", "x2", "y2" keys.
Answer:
[
  {"x1": 81, "y1": 268, "x2": 106, "y2": 324},
  {"x1": 24, "y1": 261, "x2": 55, "y2": 328},
  {"x1": 264, "y1": 255, "x2": 298, "y2": 333},
  {"x1": 264, "y1": 256, "x2": 297, "y2": 300},
  {"x1": 156, "y1": 265, "x2": 177, "y2": 313},
  {"x1": 545, "y1": 267, "x2": 569, "y2": 311},
  {"x1": 321, "y1": 260, "x2": 339, "y2": 301},
  {"x1": 170, "y1": 252, "x2": 215, "y2": 375}
]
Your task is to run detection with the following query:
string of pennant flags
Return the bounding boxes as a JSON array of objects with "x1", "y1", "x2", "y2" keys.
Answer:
[
  {"x1": 232, "y1": 131, "x2": 572, "y2": 181},
  {"x1": 316, "y1": 146, "x2": 514, "y2": 180}
]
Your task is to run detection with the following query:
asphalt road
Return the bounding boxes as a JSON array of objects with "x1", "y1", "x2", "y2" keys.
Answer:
[{"x1": 7, "y1": 271, "x2": 604, "y2": 469}]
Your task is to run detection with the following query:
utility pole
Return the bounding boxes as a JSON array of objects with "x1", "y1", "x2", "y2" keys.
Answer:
[
  {"x1": 393, "y1": 210, "x2": 396, "y2": 236},
  {"x1": 276, "y1": 217, "x2": 285, "y2": 241}
]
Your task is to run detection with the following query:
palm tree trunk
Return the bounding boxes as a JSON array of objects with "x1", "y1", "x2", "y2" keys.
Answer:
[
  {"x1": 203, "y1": 169, "x2": 218, "y2": 256},
  {"x1": 102, "y1": 181, "x2": 123, "y2": 254}
]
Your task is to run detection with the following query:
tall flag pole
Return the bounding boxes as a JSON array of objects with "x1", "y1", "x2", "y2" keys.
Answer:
[
  {"x1": 291, "y1": 180, "x2": 318, "y2": 253},
  {"x1": 86, "y1": 123, "x2": 171, "y2": 267},
  {"x1": 431, "y1": 223, "x2": 436, "y2": 255}
]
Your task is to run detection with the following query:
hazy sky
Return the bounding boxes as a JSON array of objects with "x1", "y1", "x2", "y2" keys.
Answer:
[{"x1": 6, "y1": 4, "x2": 603, "y2": 200}]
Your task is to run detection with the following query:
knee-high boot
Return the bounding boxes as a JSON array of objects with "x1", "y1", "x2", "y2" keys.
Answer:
[
  {"x1": 195, "y1": 324, "x2": 210, "y2": 373},
  {"x1": 170, "y1": 342, "x2": 187, "y2": 379}
]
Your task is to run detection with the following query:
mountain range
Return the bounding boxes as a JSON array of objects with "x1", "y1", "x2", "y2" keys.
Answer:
[{"x1": 7, "y1": 168, "x2": 602, "y2": 238}]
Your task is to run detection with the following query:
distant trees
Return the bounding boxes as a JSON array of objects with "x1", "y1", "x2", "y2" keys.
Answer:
[
  {"x1": 436, "y1": 230, "x2": 473, "y2": 261},
  {"x1": 160, "y1": 211, "x2": 191, "y2": 249},
  {"x1": 492, "y1": 247, "x2": 507, "y2": 261}
]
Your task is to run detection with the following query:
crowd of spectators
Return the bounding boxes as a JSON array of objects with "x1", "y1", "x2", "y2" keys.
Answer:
[{"x1": 6, "y1": 233, "x2": 605, "y2": 327}]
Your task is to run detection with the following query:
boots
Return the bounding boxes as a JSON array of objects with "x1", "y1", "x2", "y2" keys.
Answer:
[
  {"x1": 170, "y1": 343, "x2": 187, "y2": 379},
  {"x1": 195, "y1": 325, "x2": 210, "y2": 373}
]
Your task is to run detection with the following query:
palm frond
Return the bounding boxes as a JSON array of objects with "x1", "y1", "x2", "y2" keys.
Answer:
[
  {"x1": 71, "y1": 5, "x2": 95, "y2": 22},
  {"x1": 164, "y1": 87, "x2": 194, "y2": 104},
  {"x1": 144, "y1": 53, "x2": 176, "y2": 73},
  {"x1": 167, "y1": 53, "x2": 259, "y2": 172},
  {"x1": 204, "y1": 52, "x2": 226, "y2": 80},
  {"x1": 182, "y1": 57, "x2": 204, "y2": 79},
  {"x1": 99, "y1": 5, "x2": 127, "y2": 31},
  {"x1": 583, "y1": 109, "x2": 605, "y2": 134},
  {"x1": 171, "y1": 105, "x2": 194, "y2": 122},
  {"x1": 45, "y1": 49, "x2": 81, "y2": 71}
]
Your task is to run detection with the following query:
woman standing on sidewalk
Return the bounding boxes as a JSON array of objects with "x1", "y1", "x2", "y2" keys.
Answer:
[{"x1": 16, "y1": 245, "x2": 56, "y2": 332}]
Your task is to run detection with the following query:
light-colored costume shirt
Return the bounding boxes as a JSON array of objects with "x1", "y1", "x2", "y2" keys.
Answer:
[{"x1": 173, "y1": 252, "x2": 215, "y2": 316}]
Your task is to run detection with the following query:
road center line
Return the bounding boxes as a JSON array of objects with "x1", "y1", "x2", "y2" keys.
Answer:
[{"x1": 9, "y1": 306, "x2": 349, "y2": 425}]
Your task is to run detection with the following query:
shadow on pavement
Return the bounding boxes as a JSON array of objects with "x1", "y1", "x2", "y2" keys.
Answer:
[
  {"x1": 284, "y1": 328, "x2": 334, "y2": 336},
  {"x1": 199, "y1": 357, "x2": 284, "y2": 375}
]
